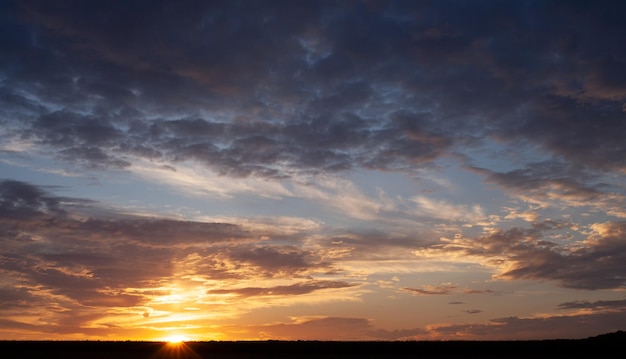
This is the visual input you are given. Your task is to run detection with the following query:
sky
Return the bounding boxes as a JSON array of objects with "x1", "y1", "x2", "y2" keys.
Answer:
[{"x1": 1, "y1": 0, "x2": 626, "y2": 341}]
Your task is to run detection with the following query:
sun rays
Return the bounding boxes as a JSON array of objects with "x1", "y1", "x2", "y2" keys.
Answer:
[{"x1": 155, "y1": 335, "x2": 199, "y2": 359}]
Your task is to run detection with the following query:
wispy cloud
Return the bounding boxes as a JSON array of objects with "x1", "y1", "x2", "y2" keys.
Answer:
[{"x1": 400, "y1": 284, "x2": 457, "y2": 296}]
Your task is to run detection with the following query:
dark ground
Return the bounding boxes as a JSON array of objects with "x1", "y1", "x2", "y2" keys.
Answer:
[{"x1": 1, "y1": 331, "x2": 623, "y2": 358}]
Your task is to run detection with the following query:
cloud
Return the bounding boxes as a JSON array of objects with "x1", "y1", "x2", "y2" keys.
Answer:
[
  {"x1": 314, "y1": 229, "x2": 437, "y2": 262},
  {"x1": 0, "y1": 179, "x2": 67, "y2": 218},
  {"x1": 206, "y1": 280, "x2": 354, "y2": 298},
  {"x1": 2, "y1": 0, "x2": 626, "y2": 341},
  {"x1": 400, "y1": 285, "x2": 497, "y2": 297},
  {"x1": 2, "y1": 182, "x2": 624, "y2": 340},
  {"x1": 229, "y1": 317, "x2": 374, "y2": 341},
  {"x1": 226, "y1": 246, "x2": 333, "y2": 278},
  {"x1": 504, "y1": 95, "x2": 626, "y2": 173},
  {"x1": 467, "y1": 162, "x2": 626, "y2": 225},
  {"x1": 370, "y1": 298, "x2": 626, "y2": 340},
  {"x1": 503, "y1": 208, "x2": 539, "y2": 223},
  {"x1": 226, "y1": 302, "x2": 626, "y2": 340},
  {"x1": 418, "y1": 221, "x2": 626, "y2": 290},
  {"x1": 1, "y1": 180, "x2": 414, "y2": 339},
  {"x1": 557, "y1": 299, "x2": 626, "y2": 310},
  {"x1": 0, "y1": 181, "x2": 346, "y2": 333},
  {"x1": 470, "y1": 162, "x2": 622, "y2": 209},
  {"x1": 424, "y1": 309, "x2": 626, "y2": 341},
  {"x1": 1, "y1": 0, "x2": 622, "y2": 182},
  {"x1": 400, "y1": 284, "x2": 456, "y2": 296},
  {"x1": 463, "y1": 289, "x2": 497, "y2": 295},
  {"x1": 411, "y1": 196, "x2": 485, "y2": 223}
]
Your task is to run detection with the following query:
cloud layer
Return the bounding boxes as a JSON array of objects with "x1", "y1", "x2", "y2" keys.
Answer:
[
  {"x1": 1, "y1": 0, "x2": 626, "y2": 340},
  {"x1": 1, "y1": 0, "x2": 625, "y2": 178}
]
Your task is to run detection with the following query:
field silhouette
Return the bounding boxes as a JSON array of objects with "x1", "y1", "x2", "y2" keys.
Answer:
[{"x1": 1, "y1": 331, "x2": 623, "y2": 358}]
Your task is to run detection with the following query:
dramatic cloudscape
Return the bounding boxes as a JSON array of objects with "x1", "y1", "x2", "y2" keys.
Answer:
[{"x1": 1, "y1": 0, "x2": 625, "y2": 341}]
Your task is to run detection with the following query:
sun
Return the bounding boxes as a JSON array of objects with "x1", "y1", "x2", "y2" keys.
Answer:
[
  {"x1": 156, "y1": 334, "x2": 200, "y2": 358},
  {"x1": 163, "y1": 334, "x2": 189, "y2": 344}
]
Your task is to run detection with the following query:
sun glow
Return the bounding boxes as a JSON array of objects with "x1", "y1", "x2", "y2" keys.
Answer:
[
  {"x1": 163, "y1": 334, "x2": 189, "y2": 343},
  {"x1": 156, "y1": 334, "x2": 200, "y2": 359}
]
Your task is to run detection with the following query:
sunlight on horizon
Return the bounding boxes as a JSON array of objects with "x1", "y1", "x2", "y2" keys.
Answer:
[
  {"x1": 155, "y1": 334, "x2": 201, "y2": 359},
  {"x1": 162, "y1": 334, "x2": 191, "y2": 343}
]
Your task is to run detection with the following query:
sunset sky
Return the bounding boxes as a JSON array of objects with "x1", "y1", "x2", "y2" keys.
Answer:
[{"x1": 1, "y1": 0, "x2": 626, "y2": 341}]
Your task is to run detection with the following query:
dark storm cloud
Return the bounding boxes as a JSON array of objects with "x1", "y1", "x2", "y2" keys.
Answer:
[
  {"x1": 422, "y1": 221, "x2": 626, "y2": 290},
  {"x1": 2, "y1": 1, "x2": 624, "y2": 177}
]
